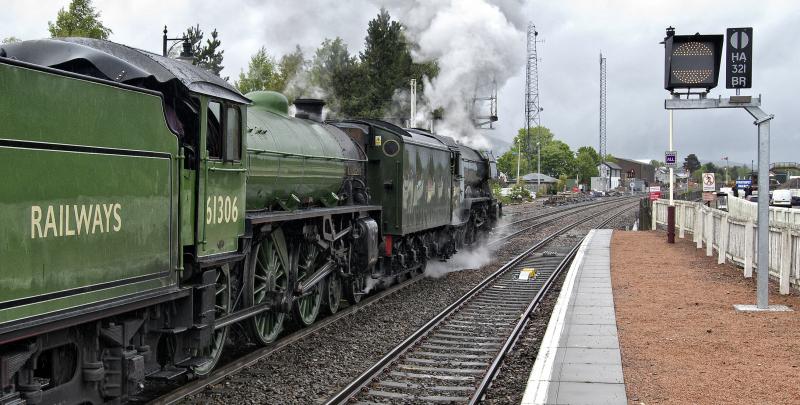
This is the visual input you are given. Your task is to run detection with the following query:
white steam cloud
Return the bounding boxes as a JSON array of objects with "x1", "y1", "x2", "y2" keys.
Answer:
[
  {"x1": 424, "y1": 244, "x2": 496, "y2": 279},
  {"x1": 383, "y1": 0, "x2": 527, "y2": 149}
]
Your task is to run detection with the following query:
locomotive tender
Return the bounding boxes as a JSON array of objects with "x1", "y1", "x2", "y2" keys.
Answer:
[{"x1": 0, "y1": 38, "x2": 499, "y2": 404}]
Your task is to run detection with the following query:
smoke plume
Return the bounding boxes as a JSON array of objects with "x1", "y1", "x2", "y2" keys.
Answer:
[{"x1": 383, "y1": 0, "x2": 527, "y2": 149}]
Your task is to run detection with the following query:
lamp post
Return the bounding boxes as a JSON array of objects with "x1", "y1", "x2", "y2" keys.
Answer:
[
  {"x1": 537, "y1": 141, "x2": 541, "y2": 194},
  {"x1": 162, "y1": 26, "x2": 194, "y2": 62},
  {"x1": 516, "y1": 136, "x2": 521, "y2": 185}
]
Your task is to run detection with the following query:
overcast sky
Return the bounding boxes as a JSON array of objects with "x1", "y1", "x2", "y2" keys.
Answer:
[{"x1": 3, "y1": 0, "x2": 798, "y2": 165}]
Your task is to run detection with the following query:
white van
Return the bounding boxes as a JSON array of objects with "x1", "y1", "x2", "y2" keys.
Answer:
[{"x1": 771, "y1": 189, "x2": 792, "y2": 207}]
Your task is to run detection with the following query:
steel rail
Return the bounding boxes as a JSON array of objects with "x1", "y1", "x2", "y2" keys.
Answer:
[
  {"x1": 489, "y1": 197, "x2": 634, "y2": 246},
  {"x1": 149, "y1": 274, "x2": 423, "y2": 404},
  {"x1": 324, "y1": 200, "x2": 636, "y2": 405},
  {"x1": 468, "y1": 202, "x2": 635, "y2": 404},
  {"x1": 151, "y1": 198, "x2": 636, "y2": 405},
  {"x1": 493, "y1": 196, "x2": 628, "y2": 233}
]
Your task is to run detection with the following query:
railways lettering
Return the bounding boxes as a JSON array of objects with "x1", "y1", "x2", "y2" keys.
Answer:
[
  {"x1": 0, "y1": 38, "x2": 500, "y2": 404},
  {"x1": 30, "y1": 203, "x2": 122, "y2": 238}
]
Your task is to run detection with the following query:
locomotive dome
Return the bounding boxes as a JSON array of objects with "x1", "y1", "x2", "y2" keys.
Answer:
[{"x1": 0, "y1": 37, "x2": 249, "y2": 104}]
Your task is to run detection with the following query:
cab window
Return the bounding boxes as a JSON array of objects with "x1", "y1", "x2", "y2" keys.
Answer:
[
  {"x1": 225, "y1": 106, "x2": 241, "y2": 162},
  {"x1": 206, "y1": 101, "x2": 242, "y2": 162},
  {"x1": 207, "y1": 101, "x2": 223, "y2": 159}
]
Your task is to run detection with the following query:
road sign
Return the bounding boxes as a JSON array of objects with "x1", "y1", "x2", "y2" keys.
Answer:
[
  {"x1": 702, "y1": 172, "x2": 716, "y2": 191},
  {"x1": 665, "y1": 150, "x2": 678, "y2": 168},
  {"x1": 648, "y1": 186, "x2": 661, "y2": 201},
  {"x1": 726, "y1": 27, "x2": 752, "y2": 89},
  {"x1": 736, "y1": 179, "x2": 752, "y2": 188}
]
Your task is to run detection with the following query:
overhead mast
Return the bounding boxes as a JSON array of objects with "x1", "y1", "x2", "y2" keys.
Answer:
[
  {"x1": 525, "y1": 22, "x2": 543, "y2": 189},
  {"x1": 599, "y1": 52, "x2": 608, "y2": 190}
]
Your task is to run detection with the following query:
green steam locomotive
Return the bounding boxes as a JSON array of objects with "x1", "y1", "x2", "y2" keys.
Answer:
[{"x1": 0, "y1": 38, "x2": 499, "y2": 404}]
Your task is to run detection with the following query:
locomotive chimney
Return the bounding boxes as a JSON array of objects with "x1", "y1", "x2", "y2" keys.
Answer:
[{"x1": 294, "y1": 98, "x2": 325, "y2": 122}]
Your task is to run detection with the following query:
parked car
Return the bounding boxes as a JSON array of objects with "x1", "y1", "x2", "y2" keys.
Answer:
[{"x1": 771, "y1": 189, "x2": 792, "y2": 207}]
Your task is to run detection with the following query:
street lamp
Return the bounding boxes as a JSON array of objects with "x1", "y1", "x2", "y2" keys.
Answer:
[
  {"x1": 537, "y1": 141, "x2": 541, "y2": 194},
  {"x1": 162, "y1": 26, "x2": 194, "y2": 62}
]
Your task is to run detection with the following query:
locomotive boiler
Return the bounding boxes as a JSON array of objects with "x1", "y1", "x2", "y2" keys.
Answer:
[{"x1": 0, "y1": 37, "x2": 500, "y2": 405}]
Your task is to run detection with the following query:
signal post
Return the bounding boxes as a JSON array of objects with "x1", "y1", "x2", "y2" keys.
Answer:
[{"x1": 661, "y1": 27, "x2": 788, "y2": 311}]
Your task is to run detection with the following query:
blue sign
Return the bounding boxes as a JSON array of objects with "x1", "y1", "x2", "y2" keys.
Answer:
[{"x1": 736, "y1": 179, "x2": 752, "y2": 187}]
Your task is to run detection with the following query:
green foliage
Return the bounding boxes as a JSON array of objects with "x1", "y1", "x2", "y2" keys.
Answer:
[
  {"x1": 235, "y1": 47, "x2": 280, "y2": 94},
  {"x1": 235, "y1": 45, "x2": 307, "y2": 101},
  {"x1": 48, "y1": 0, "x2": 112, "y2": 39},
  {"x1": 308, "y1": 38, "x2": 358, "y2": 116},
  {"x1": 649, "y1": 159, "x2": 664, "y2": 167},
  {"x1": 355, "y1": 8, "x2": 438, "y2": 118},
  {"x1": 183, "y1": 25, "x2": 224, "y2": 77},
  {"x1": 684, "y1": 153, "x2": 701, "y2": 172},
  {"x1": 277, "y1": 46, "x2": 307, "y2": 101},
  {"x1": 496, "y1": 148, "x2": 529, "y2": 180},
  {"x1": 575, "y1": 146, "x2": 601, "y2": 184},
  {"x1": 2, "y1": 36, "x2": 21, "y2": 44},
  {"x1": 508, "y1": 185, "x2": 532, "y2": 202},
  {"x1": 555, "y1": 174, "x2": 569, "y2": 193},
  {"x1": 541, "y1": 140, "x2": 575, "y2": 178},
  {"x1": 237, "y1": 9, "x2": 436, "y2": 119}
]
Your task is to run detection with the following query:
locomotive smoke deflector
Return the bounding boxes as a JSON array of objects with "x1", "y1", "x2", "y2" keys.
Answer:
[{"x1": 294, "y1": 98, "x2": 325, "y2": 122}]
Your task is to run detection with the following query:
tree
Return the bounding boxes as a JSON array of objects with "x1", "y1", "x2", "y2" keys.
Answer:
[
  {"x1": 48, "y1": 0, "x2": 112, "y2": 39},
  {"x1": 183, "y1": 25, "x2": 224, "y2": 77},
  {"x1": 512, "y1": 126, "x2": 554, "y2": 171},
  {"x1": 235, "y1": 47, "x2": 280, "y2": 94},
  {"x1": 496, "y1": 148, "x2": 530, "y2": 180},
  {"x1": 575, "y1": 146, "x2": 601, "y2": 184},
  {"x1": 649, "y1": 159, "x2": 664, "y2": 168},
  {"x1": 277, "y1": 46, "x2": 307, "y2": 101},
  {"x1": 540, "y1": 140, "x2": 576, "y2": 178},
  {"x1": 308, "y1": 37, "x2": 359, "y2": 116},
  {"x1": 2, "y1": 37, "x2": 20, "y2": 44},
  {"x1": 703, "y1": 162, "x2": 718, "y2": 173},
  {"x1": 357, "y1": 9, "x2": 437, "y2": 118},
  {"x1": 684, "y1": 153, "x2": 701, "y2": 173}
]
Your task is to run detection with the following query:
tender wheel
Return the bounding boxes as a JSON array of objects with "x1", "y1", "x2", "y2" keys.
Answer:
[
  {"x1": 292, "y1": 240, "x2": 323, "y2": 327},
  {"x1": 344, "y1": 273, "x2": 367, "y2": 304},
  {"x1": 324, "y1": 272, "x2": 343, "y2": 315},
  {"x1": 193, "y1": 265, "x2": 231, "y2": 376},
  {"x1": 246, "y1": 229, "x2": 291, "y2": 345}
]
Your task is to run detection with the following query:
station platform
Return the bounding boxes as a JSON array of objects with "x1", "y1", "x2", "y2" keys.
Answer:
[{"x1": 520, "y1": 229, "x2": 626, "y2": 405}]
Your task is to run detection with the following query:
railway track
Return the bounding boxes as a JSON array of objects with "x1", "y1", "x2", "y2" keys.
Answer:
[
  {"x1": 147, "y1": 198, "x2": 636, "y2": 404},
  {"x1": 324, "y1": 202, "x2": 635, "y2": 404},
  {"x1": 489, "y1": 197, "x2": 630, "y2": 245}
]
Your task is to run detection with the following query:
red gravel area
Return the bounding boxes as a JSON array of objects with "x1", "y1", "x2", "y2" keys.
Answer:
[{"x1": 611, "y1": 231, "x2": 800, "y2": 405}]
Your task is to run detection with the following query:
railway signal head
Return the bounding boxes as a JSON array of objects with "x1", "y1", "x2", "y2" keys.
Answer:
[{"x1": 663, "y1": 28, "x2": 724, "y2": 93}]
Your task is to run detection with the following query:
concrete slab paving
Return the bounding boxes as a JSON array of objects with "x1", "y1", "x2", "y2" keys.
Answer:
[{"x1": 521, "y1": 229, "x2": 626, "y2": 405}]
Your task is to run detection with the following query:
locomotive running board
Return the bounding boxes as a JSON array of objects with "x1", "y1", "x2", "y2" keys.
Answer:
[{"x1": 246, "y1": 205, "x2": 382, "y2": 225}]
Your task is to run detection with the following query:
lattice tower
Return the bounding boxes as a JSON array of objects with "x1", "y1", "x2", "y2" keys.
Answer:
[
  {"x1": 599, "y1": 53, "x2": 607, "y2": 162},
  {"x1": 525, "y1": 22, "x2": 542, "y2": 169}
]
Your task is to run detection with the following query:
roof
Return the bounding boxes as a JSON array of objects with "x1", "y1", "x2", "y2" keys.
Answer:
[
  {"x1": 521, "y1": 172, "x2": 557, "y2": 183},
  {"x1": 614, "y1": 157, "x2": 655, "y2": 167},
  {"x1": 599, "y1": 161, "x2": 622, "y2": 170},
  {"x1": 1, "y1": 38, "x2": 248, "y2": 104}
]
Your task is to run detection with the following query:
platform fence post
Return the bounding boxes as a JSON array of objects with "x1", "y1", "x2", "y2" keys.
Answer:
[
  {"x1": 695, "y1": 205, "x2": 702, "y2": 248},
  {"x1": 744, "y1": 219, "x2": 754, "y2": 278},
  {"x1": 706, "y1": 212, "x2": 713, "y2": 257},
  {"x1": 679, "y1": 203, "x2": 686, "y2": 238},
  {"x1": 718, "y1": 216, "x2": 728, "y2": 265},
  {"x1": 780, "y1": 228, "x2": 791, "y2": 294}
]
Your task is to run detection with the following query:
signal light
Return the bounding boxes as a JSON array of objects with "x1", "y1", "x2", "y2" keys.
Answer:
[{"x1": 664, "y1": 28, "x2": 724, "y2": 92}]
